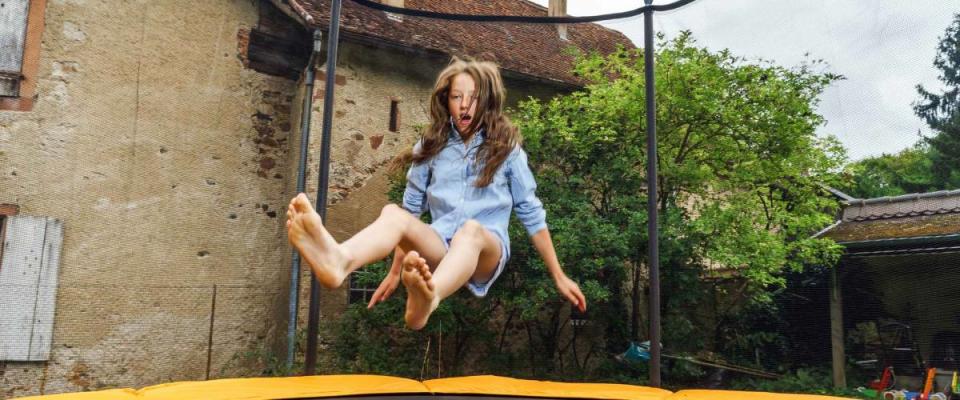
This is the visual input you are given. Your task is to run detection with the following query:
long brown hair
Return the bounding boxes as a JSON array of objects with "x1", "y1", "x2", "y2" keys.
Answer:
[{"x1": 411, "y1": 58, "x2": 520, "y2": 187}]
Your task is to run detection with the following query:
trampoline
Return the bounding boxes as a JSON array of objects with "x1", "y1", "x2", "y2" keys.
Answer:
[{"x1": 16, "y1": 375, "x2": 854, "y2": 400}]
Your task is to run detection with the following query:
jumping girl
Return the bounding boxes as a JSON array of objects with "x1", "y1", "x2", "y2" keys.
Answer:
[{"x1": 286, "y1": 58, "x2": 586, "y2": 330}]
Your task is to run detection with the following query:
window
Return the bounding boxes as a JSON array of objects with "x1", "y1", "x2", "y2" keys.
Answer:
[
  {"x1": 348, "y1": 274, "x2": 377, "y2": 305},
  {"x1": 0, "y1": 0, "x2": 30, "y2": 97},
  {"x1": 0, "y1": 208, "x2": 64, "y2": 361},
  {"x1": 0, "y1": 0, "x2": 47, "y2": 111},
  {"x1": 389, "y1": 98, "x2": 400, "y2": 132}
]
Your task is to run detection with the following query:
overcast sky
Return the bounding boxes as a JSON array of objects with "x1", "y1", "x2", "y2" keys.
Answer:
[{"x1": 532, "y1": 0, "x2": 958, "y2": 161}]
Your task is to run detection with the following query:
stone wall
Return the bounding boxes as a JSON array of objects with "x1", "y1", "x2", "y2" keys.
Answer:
[{"x1": 0, "y1": 1, "x2": 298, "y2": 397}]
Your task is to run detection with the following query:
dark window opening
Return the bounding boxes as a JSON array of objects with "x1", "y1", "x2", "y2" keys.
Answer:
[
  {"x1": 0, "y1": 204, "x2": 20, "y2": 273},
  {"x1": 389, "y1": 99, "x2": 400, "y2": 132},
  {"x1": 348, "y1": 274, "x2": 377, "y2": 305}
]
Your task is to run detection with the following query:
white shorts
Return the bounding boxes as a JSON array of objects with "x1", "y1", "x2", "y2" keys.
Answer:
[{"x1": 430, "y1": 226, "x2": 509, "y2": 297}]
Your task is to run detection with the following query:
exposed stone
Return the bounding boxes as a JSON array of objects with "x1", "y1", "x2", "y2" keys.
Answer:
[
  {"x1": 260, "y1": 157, "x2": 275, "y2": 170},
  {"x1": 62, "y1": 21, "x2": 87, "y2": 42},
  {"x1": 369, "y1": 134, "x2": 384, "y2": 150}
]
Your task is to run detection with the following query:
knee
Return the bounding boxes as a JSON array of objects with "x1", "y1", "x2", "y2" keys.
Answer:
[
  {"x1": 381, "y1": 203, "x2": 405, "y2": 219},
  {"x1": 452, "y1": 219, "x2": 485, "y2": 244},
  {"x1": 381, "y1": 203, "x2": 414, "y2": 226}
]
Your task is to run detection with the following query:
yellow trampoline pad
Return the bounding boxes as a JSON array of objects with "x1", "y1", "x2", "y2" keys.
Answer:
[
  {"x1": 424, "y1": 375, "x2": 673, "y2": 400},
  {"x1": 17, "y1": 375, "x2": 428, "y2": 400},
  {"x1": 16, "y1": 375, "x2": 860, "y2": 400}
]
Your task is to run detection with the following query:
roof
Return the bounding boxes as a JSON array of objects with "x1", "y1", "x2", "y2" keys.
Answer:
[
  {"x1": 18, "y1": 374, "x2": 853, "y2": 400},
  {"x1": 822, "y1": 189, "x2": 960, "y2": 247},
  {"x1": 294, "y1": 0, "x2": 635, "y2": 86}
]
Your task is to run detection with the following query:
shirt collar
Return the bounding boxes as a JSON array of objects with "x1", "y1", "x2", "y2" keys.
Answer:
[{"x1": 449, "y1": 118, "x2": 485, "y2": 146}]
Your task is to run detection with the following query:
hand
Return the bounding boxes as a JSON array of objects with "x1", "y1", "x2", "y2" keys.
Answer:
[
  {"x1": 367, "y1": 271, "x2": 400, "y2": 309},
  {"x1": 554, "y1": 274, "x2": 587, "y2": 313}
]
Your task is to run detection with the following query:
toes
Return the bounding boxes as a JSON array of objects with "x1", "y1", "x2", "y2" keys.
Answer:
[
  {"x1": 293, "y1": 194, "x2": 315, "y2": 214},
  {"x1": 402, "y1": 251, "x2": 421, "y2": 269},
  {"x1": 419, "y1": 262, "x2": 432, "y2": 280}
]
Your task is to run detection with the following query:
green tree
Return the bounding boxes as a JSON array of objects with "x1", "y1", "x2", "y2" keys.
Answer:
[
  {"x1": 841, "y1": 142, "x2": 938, "y2": 198},
  {"x1": 915, "y1": 13, "x2": 960, "y2": 189},
  {"x1": 515, "y1": 31, "x2": 845, "y2": 372}
]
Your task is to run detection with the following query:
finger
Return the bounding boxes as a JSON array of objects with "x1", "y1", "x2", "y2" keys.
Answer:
[
  {"x1": 576, "y1": 290, "x2": 587, "y2": 312},
  {"x1": 368, "y1": 288, "x2": 385, "y2": 309},
  {"x1": 566, "y1": 291, "x2": 580, "y2": 307},
  {"x1": 367, "y1": 291, "x2": 382, "y2": 309}
]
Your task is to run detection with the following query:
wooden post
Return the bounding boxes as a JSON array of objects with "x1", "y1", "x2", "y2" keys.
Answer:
[{"x1": 830, "y1": 264, "x2": 846, "y2": 388}]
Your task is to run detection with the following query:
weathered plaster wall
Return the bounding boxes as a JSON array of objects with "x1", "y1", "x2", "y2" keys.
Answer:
[{"x1": 0, "y1": 0, "x2": 298, "y2": 397}]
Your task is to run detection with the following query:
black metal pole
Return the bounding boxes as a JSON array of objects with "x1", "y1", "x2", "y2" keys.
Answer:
[
  {"x1": 287, "y1": 29, "x2": 324, "y2": 372},
  {"x1": 643, "y1": 0, "x2": 661, "y2": 388},
  {"x1": 306, "y1": 0, "x2": 343, "y2": 376}
]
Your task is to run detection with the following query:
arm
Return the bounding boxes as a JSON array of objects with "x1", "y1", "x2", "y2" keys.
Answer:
[
  {"x1": 401, "y1": 140, "x2": 429, "y2": 216},
  {"x1": 531, "y1": 229, "x2": 586, "y2": 313},
  {"x1": 509, "y1": 148, "x2": 586, "y2": 312}
]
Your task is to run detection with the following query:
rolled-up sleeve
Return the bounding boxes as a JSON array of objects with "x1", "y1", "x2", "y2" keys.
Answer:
[
  {"x1": 402, "y1": 141, "x2": 429, "y2": 216},
  {"x1": 508, "y1": 147, "x2": 547, "y2": 235}
]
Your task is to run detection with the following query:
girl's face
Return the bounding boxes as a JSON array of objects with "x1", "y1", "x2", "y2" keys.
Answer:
[{"x1": 447, "y1": 72, "x2": 479, "y2": 134}]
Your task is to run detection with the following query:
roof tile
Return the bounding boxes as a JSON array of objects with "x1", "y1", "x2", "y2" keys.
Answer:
[{"x1": 299, "y1": 0, "x2": 635, "y2": 85}]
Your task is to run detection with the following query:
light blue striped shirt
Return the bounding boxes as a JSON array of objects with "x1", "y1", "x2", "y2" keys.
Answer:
[{"x1": 402, "y1": 128, "x2": 547, "y2": 258}]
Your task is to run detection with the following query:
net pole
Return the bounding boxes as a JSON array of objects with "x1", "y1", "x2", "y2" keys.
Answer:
[
  {"x1": 306, "y1": 0, "x2": 343, "y2": 376},
  {"x1": 287, "y1": 29, "x2": 324, "y2": 373},
  {"x1": 643, "y1": 0, "x2": 662, "y2": 388}
]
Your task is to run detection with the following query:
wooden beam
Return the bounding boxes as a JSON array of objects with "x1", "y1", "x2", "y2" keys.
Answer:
[{"x1": 830, "y1": 264, "x2": 847, "y2": 388}]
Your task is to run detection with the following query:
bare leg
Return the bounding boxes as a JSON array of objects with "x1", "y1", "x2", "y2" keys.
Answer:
[
  {"x1": 286, "y1": 193, "x2": 445, "y2": 288},
  {"x1": 402, "y1": 219, "x2": 502, "y2": 330},
  {"x1": 341, "y1": 204, "x2": 445, "y2": 269}
]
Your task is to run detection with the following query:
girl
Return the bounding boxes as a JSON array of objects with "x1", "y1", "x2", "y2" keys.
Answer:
[{"x1": 286, "y1": 58, "x2": 585, "y2": 330}]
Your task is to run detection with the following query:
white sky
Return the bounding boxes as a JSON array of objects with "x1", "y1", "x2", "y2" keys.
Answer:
[{"x1": 532, "y1": 0, "x2": 958, "y2": 161}]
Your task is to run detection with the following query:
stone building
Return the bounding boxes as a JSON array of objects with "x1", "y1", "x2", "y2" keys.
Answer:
[{"x1": 0, "y1": 0, "x2": 631, "y2": 397}]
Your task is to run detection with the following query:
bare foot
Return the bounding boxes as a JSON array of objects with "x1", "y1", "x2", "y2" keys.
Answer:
[
  {"x1": 286, "y1": 193, "x2": 352, "y2": 288},
  {"x1": 401, "y1": 251, "x2": 438, "y2": 330}
]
